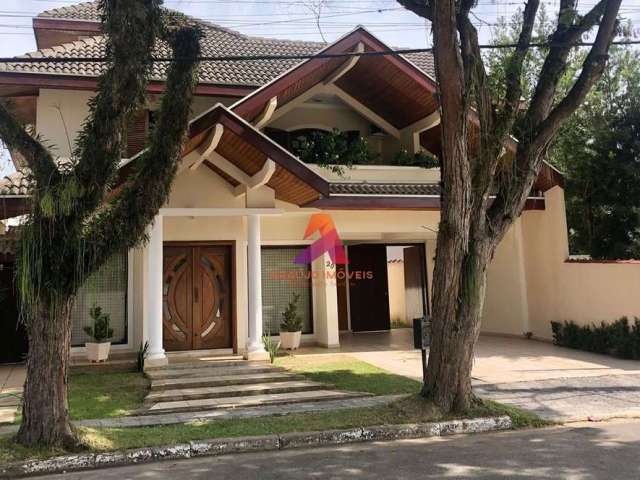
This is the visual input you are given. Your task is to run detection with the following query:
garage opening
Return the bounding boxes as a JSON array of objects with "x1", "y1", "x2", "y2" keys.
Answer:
[{"x1": 339, "y1": 243, "x2": 428, "y2": 333}]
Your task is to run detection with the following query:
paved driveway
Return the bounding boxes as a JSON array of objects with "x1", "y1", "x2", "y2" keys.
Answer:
[{"x1": 298, "y1": 330, "x2": 640, "y2": 422}]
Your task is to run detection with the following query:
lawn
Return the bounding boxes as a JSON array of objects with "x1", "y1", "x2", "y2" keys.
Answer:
[
  {"x1": 276, "y1": 355, "x2": 421, "y2": 395},
  {"x1": 0, "y1": 356, "x2": 548, "y2": 464},
  {"x1": 11, "y1": 372, "x2": 149, "y2": 425},
  {"x1": 0, "y1": 394, "x2": 547, "y2": 464},
  {"x1": 68, "y1": 372, "x2": 149, "y2": 420}
]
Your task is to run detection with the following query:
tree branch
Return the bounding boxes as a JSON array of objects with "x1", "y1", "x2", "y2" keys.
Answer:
[
  {"x1": 534, "y1": 0, "x2": 621, "y2": 146},
  {"x1": 496, "y1": 0, "x2": 540, "y2": 130},
  {"x1": 72, "y1": 0, "x2": 163, "y2": 216},
  {"x1": 397, "y1": 0, "x2": 433, "y2": 22},
  {"x1": 524, "y1": 0, "x2": 609, "y2": 130},
  {"x1": 489, "y1": 0, "x2": 622, "y2": 240},
  {"x1": 82, "y1": 25, "x2": 201, "y2": 272},
  {"x1": 0, "y1": 104, "x2": 59, "y2": 184}
]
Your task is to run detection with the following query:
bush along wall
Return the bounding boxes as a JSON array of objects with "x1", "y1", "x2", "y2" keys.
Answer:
[{"x1": 551, "y1": 317, "x2": 640, "y2": 360}]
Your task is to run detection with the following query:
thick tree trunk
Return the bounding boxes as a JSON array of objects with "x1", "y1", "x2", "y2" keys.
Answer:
[
  {"x1": 16, "y1": 299, "x2": 77, "y2": 448},
  {"x1": 423, "y1": 236, "x2": 494, "y2": 412}
]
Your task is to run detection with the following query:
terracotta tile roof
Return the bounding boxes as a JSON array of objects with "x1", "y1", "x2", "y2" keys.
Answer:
[
  {"x1": 0, "y1": 171, "x2": 30, "y2": 196},
  {"x1": 14, "y1": 2, "x2": 436, "y2": 87},
  {"x1": 39, "y1": 1, "x2": 102, "y2": 21},
  {"x1": 329, "y1": 182, "x2": 440, "y2": 196}
]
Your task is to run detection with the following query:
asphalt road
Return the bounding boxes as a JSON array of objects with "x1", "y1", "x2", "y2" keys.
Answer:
[{"x1": 39, "y1": 419, "x2": 640, "y2": 480}]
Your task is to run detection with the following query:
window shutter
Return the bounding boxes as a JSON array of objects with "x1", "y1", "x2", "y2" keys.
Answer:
[{"x1": 125, "y1": 110, "x2": 149, "y2": 158}]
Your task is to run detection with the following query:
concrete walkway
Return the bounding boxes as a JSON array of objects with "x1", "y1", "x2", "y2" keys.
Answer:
[
  {"x1": 298, "y1": 330, "x2": 640, "y2": 422},
  {"x1": 38, "y1": 418, "x2": 640, "y2": 479},
  {"x1": 0, "y1": 363, "x2": 24, "y2": 424},
  {"x1": 0, "y1": 394, "x2": 402, "y2": 436}
]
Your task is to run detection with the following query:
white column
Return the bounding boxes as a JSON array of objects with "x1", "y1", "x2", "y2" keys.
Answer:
[
  {"x1": 313, "y1": 253, "x2": 340, "y2": 348},
  {"x1": 145, "y1": 215, "x2": 168, "y2": 367},
  {"x1": 245, "y1": 214, "x2": 269, "y2": 360}
]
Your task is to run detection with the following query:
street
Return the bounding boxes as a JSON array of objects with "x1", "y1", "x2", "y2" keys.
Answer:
[{"x1": 40, "y1": 419, "x2": 640, "y2": 479}]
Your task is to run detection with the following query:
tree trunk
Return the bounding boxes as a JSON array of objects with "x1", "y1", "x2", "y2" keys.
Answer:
[
  {"x1": 16, "y1": 299, "x2": 77, "y2": 448},
  {"x1": 423, "y1": 237, "x2": 494, "y2": 411}
]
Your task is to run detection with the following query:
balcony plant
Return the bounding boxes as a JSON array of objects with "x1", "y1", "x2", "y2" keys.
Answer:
[
  {"x1": 280, "y1": 293, "x2": 303, "y2": 350},
  {"x1": 83, "y1": 305, "x2": 114, "y2": 362}
]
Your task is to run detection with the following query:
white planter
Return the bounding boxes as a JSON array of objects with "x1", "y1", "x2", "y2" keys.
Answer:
[
  {"x1": 86, "y1": 342, "x2": 111, "y2": 362},
  {"x1": 280, "y1": 331, "x2": 302, "y2": 350}
]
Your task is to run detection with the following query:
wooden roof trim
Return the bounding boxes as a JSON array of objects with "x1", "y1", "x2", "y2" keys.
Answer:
[
  {"x1": 231, "y1": 27, "x2": 439, "y2": 121},
  {"x1": 0, "y1": 72, "x2": 254, "y2": 98},
  {"x1": 32, "y1": 17, "x2": 101, "y2": 34},
  {"x1": 305, "y1": 196, "x2": 545, "y2": 211}
]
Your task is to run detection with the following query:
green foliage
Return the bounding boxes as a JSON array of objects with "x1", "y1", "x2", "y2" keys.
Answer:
[
  {"x1": 83, "y1": 305, "x2": 114, "y2": 343},
  {"x1": 551, "y1": 318, "x2": 640, "y2": 360},
  {"x1": 485, "y1": 9, "x2": 640, "y2": 260},
  {"x1": 137, "y1": 341, "x2": 149, "y2": 372},
  {"x1": 392, "y1": 149, "x2": 440, "y2": 168},
  {"x1": 262, "y1": 334, "x2": 280, "y2": 364},
  {"x1": 290, "y1": 128, "x2": 372, "y2": 175},
  {"x1": 280, "y1": 293, "x2": 303, "y2": 332}
]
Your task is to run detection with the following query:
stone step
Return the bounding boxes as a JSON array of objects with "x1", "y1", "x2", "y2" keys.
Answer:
[
  {"x1": 150, "y1": 371, "x2": 306, "y2": 392},
  {"x1": 146, "y1": 364, "x2": 285, "y2": 380},
  {"x1": 146, "y1": 358, "x2": 260, "y2": 371},
  {"x1": 142, "y1": 390, "x2": 369, "y2": 415},
  {"x1": 144, "y1": 380, "x2": 328, "y2": 404}
]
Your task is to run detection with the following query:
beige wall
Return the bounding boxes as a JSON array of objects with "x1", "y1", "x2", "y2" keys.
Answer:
[
  {"x1": 35, "y1": 89, "x2": 232, "y2": 158},
  {"x1": 387, "y1": 260, "x2": 408, "y2": 324},
  {"x1": 522, "y1": 187, "x2": 640, "y2": 339}
]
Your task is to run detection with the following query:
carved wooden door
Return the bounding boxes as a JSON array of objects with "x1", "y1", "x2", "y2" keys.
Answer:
[{"x1": 163, "y1": 245, "x2": 232, "y2": 351}]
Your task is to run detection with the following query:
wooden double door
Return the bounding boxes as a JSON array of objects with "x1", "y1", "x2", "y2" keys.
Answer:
[{"x1": 162, "y1": 244, "x2": 233, "y2": 351}]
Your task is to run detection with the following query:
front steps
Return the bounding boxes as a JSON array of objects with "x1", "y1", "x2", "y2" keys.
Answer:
[{"x1": 142, "y1": 356, "x2": 369, "y2": 416}]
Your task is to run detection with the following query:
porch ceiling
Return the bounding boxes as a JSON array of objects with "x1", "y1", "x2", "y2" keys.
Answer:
[{"x1": 183, "y1": 106, "x2": 330, "y2": 206}]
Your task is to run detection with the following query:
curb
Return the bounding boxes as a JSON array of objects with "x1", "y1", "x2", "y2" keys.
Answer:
[{"x1": 1, "y1": 416, "x2": 512, "y2": 478}]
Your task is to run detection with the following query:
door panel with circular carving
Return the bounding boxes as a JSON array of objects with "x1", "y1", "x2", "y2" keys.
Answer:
[
  {"x1": 162, "y1": 247, "x2": 193, "y2": 351},
  {"x1": 162, "y1": 245, "x2": 232, "y2": 351},
  {"x1": 194, "y1": 247, "x2": 231, "y2": 349}
]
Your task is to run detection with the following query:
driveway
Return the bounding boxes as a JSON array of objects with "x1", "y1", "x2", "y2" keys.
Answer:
[
  {"x1": 0, "y1": 363, "x2": 24, "y2": 423},
  {"x1": 39, "y1": 419, "x2": 640, "y2": 479},
  {"x1": 299, "y1": 330, "x2": 640, "y2": 422}
]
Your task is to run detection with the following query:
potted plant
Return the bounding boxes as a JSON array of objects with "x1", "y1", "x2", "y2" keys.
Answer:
[
  {"x1": 83, "y1": 304, "x2": 114, "y2": 362},
  {"x1": 280, "y1": 293, "x2": 303, "y2": 350}
]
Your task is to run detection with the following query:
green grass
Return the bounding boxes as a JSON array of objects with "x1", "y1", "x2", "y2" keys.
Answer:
[
  {"x1": 11, "y1": 372, "x2": 149, "y2": 425},
  {"x1": 277, "y1": 357, "x2": 421, "y2": 395},
  {"x1": 0, "y1": 358, "x2": 548, "y2": 464},
  {"x1": 68, "y1": 372, "x2": 149, "y2": 420},
  {"x1": 0, "y1": 394, "x2": 548, "y2": 464}
]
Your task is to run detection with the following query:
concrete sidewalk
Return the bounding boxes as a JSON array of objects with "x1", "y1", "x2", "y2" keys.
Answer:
[{"x1": 37, "y1": 419, "x2": 640, "y2": 479}]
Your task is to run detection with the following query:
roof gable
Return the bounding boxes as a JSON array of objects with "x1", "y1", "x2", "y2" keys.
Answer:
[{"x1": 231, "y1": 27, "x2": 439, "y2": 130}]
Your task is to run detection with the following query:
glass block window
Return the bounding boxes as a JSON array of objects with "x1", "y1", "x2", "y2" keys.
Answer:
[
  {"x1": 261, "y1": 247, "x2": 313, "y2": 335},
  {"x1": 71, "y1": 252, "x2": 128, "y2": 346}
]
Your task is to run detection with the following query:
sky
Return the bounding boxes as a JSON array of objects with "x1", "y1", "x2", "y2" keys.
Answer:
[{"x1": 0, "y1": 0, "x2": 638, "y2": 175}]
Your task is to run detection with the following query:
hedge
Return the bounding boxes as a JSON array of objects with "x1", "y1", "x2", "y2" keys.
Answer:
[{"x1": 551, "y1": 317, "x2": 640, "y2": 360}]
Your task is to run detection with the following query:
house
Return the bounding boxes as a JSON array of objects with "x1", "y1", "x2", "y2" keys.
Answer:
[{"x1": 0, "y1": 2, "x2": 638, "y2": 366}]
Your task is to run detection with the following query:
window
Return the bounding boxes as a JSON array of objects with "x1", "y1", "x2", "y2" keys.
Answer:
[
  {"x1": 71, "y1": 251, "x2": 128, "y2": 346},
  {"x1": 261, "y1": 247, "x2": 313, "y2": 335}
]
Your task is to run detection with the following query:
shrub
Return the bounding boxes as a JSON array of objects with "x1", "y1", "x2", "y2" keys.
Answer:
[
  {"x1": 281, "y1": 293, "x2": 303, "y2": 332},
  {"x1": 551, "y1": 317, "x2": 640, "y2": 360},
  {"x1": 83, "y1": 304, "x2": 114, "y2": 343}
]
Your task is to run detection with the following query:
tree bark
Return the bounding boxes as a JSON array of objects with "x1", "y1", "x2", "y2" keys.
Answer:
[
  {"x1": 16, "y1": 299, "x2": 77, "y2": 448},
  {"x1": 424, "y1": 238, "x2": 494, "y2": 411}
]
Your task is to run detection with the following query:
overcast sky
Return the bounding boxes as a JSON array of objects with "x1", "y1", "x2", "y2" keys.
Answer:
[
  {"x1": 0, "y1": 0, "x2": 638, "y2": 176},
  {"x1": 5, "y1": 0, "x2": 631, "y2": 57}
]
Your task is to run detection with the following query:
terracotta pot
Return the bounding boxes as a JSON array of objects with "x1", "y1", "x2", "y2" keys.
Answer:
[
  {"x1": 279, "y1": 331, "x2": 302, "y2": 350},
  {"x1": 86, "y1": 342, "x2": 111, "y2": 362}
]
